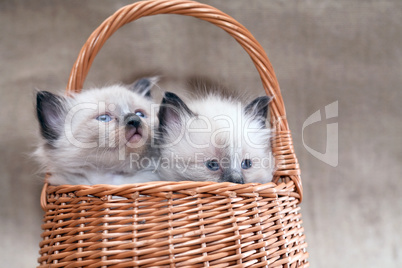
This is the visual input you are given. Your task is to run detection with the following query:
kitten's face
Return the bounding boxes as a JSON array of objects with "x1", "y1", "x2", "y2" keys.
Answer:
[
  {"x1": 65, "y1": 87, "x2": 154, "y2": 156},
  {"x1": 157, "y1": 93, "x2": 274, "y2": 184},
  {"x1": 36, "y1": 78, "x2": 158, "y2": 173}
]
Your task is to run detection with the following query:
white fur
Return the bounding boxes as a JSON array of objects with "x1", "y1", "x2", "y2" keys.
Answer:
[{"x1": 157, "y1": 93, "x2": 274, "y2": 183}]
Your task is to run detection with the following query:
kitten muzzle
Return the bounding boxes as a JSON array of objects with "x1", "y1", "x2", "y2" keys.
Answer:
[
  {"x1": 125, "y1": 114, "x2": 143, "y2": 143},
  {"x1": 125, "y1": 114, "x2": 142, "y2": 128},
  {"x1": 221, "y1": 170, "x2": 244, "y2": 184}
]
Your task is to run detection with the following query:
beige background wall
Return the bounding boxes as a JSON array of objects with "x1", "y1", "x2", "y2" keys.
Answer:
[{"x1": 1, "y1": 0, "x2": 401, "y2": 267}]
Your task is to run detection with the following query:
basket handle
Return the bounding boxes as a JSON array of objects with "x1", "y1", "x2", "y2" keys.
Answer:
[{"x1": 65, "y1": 0, "x2": 303, "y2": 201}]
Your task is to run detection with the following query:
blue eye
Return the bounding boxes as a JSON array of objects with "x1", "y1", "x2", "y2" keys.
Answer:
[
  {"x1": 135, "y1": 111, "x2": 146, "y2": 118},
  {"x1": 205, "y1": 159, "x2": 220, "y2": 171},
  {"x1": 96, "y1": 114, "x2": 112, "y2": 122},
  {"x1": 241, "y1": 159, "x2": 252, "y2": 169}
]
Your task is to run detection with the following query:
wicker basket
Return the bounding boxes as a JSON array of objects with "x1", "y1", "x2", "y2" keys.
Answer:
[{"x1": 38, "y1": 1, "x2": 308, "y2": 267}]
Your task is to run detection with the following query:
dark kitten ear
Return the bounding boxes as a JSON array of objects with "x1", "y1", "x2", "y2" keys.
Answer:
[
  {"x1": 36, "y1": 91, "x2": 67, "y2": 144},
  {"x1": 129, "y1": 77, "x2": 159, "y2": 99},
  {"x1": 244, "y1": 96, "x2": 272, "y2": 125},
  {"x1": 158, "y1": 92, "x2": 195, "y2": 134}
]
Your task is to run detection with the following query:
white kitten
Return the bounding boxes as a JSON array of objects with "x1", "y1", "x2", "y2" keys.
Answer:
[
  {"x1": 156, "y1": 91, "x2": 274, "y2": 184},
  {"x1": 35, "y1": 78, "x2": 160, "y2": 185}
]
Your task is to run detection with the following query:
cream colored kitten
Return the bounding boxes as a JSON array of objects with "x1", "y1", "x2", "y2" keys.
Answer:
[
  {"x1": 35, "y1": 78, "x2": 160, "y2": 185},
  {"x1": 156, "y1": 91, "x2": 274, "y2": 184}
]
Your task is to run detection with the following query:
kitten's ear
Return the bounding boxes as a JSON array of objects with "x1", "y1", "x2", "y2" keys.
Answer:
[
  {"x1": 130, "y1": 77, "x2": 159, "y2": 99},
  {"x1": 158, "y1": 92, "x2": 195, "y2": 133},
  {"x1": 244, "y1": 96, "x2": 272, "y2": 125},
  {"x1": 36, "y1": 91, "x2": 67, "y2": 144}
]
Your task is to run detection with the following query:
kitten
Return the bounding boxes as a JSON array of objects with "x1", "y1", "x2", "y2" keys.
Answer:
[
  {"x1": 35, "y1": 77, "x2": 160, "y2": 185},
  {"x1": 156, "y1": 91, "x2": 274, "y2": 184}
]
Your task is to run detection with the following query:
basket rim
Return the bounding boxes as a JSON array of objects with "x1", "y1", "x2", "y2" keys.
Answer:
[{"x1": 41, "y1": 180, "x2": 301, "y2": 211}]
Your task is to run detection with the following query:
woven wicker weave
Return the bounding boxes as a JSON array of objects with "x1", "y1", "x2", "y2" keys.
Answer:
[{"x1": 38, "y1": 0, "x2": 308, "y2": 267}]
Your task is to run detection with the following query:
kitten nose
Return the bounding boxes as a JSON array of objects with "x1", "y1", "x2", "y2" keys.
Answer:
[
  {"x1": 125, "y1": 114, "x2": 141, "y2": 128},
  {"x1": 221, "y1": 170, "x2": 244, "y2": 184}
]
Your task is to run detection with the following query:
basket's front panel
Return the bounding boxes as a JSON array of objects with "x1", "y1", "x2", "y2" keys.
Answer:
[
  {"x1": 39, "y1": 195, "x2": 244, "y2": 267},
  {"x1": 39, "y1": 184, "x2": 308, "y2": 268}
]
